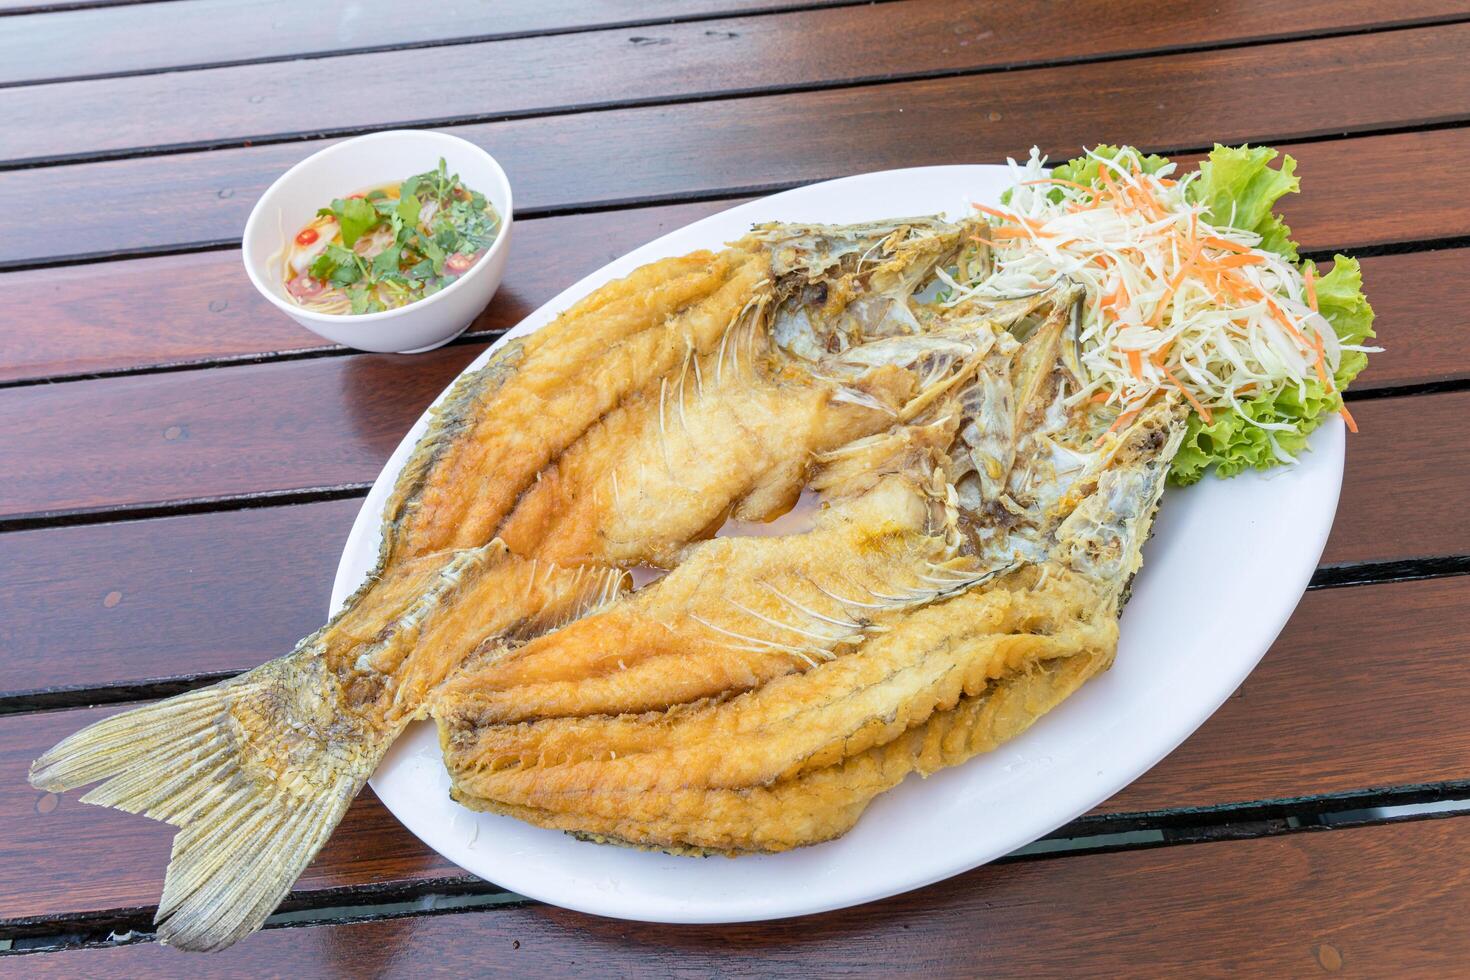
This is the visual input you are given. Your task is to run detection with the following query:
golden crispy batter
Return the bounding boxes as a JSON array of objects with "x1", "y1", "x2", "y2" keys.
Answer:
[
  {"x1": 440, "y1": 566, "x2": 1112, "y2": 806},
  {"x1": 433, "y1": 473, "x2": 968, "y2": 723},
  {"x1": 452, "y1": 637, "x2": 1112, "y2": 855},
  {"x1": 392, "y1": 249, "x2": 766, "y2": 560},
  {"x1": 495, "y1": 313, "x2": 908, "y2": 569}
]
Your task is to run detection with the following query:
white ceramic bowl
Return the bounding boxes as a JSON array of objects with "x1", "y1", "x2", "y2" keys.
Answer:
[{"x1": 242, "y1": 130, "x2": 513, "y2": 353}]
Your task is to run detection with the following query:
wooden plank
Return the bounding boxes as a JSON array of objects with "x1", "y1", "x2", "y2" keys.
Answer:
[
  {"x1": 0, "y1": 221, "x2": 1446, "y2": 391},
  {"x1": 10, "y1": 2, "x2": 1469, "y2": 158},
  {"x1": 2, "y1": 351, "x2": 1462, "y2": 546},
  {"x1": 0, "y1": 342, "x2": 484, "y2": 523},
  {"x1": 1, "y1": 405, "x2": 1458, "y2": 696},
  {"x1": 1, "y1": 572, "x2": 1465, "y2": 924},
  {"x1": 1099, "y1": 575, "x2": 1470, "y2": 813},
  {"x1": 0, "y1": 198, "x2": 739, "y2": 384},
  {"x1": 1326, "y1": 249, "x2": 1468, "y2": 391},
  {"x1": 8, "y1": 816, "x2": 1469, "y2": 974},
  {"x1": 0, "y1": 499, "x2": 361, "y2": 697},
  {"x1": 6, "y1": 42, "x2": 1470, "y2": 265},
  {"x1": 1322, "y1": 391, "x2": 1470, "y2": 564},
  {"x1": 0, "y1": 0, "x2": 866, "y2": 83}
]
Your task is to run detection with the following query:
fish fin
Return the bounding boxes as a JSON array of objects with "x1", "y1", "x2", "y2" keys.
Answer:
[
  {"x1": 30, "y1": 656, "x2": 385, "y2": 952},
  {"x1": 508, "y1": 562, "x2": 631, "y2": 642}
]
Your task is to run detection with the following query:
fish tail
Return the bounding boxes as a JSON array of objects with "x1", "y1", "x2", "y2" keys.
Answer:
[{"x1": 30, "y1": 649, "x2": 386, "y2": 952}]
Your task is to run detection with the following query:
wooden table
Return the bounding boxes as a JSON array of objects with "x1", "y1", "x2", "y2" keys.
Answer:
[{"x1": 3, "y1": 1, "x2": 1470, "y2": 974}]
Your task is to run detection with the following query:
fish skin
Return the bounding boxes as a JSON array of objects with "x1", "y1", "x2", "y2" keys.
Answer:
[{"x1": 390, "y1": 249, "x2": 769, "y2": 560}]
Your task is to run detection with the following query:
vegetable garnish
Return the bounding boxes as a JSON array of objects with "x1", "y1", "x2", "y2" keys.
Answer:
[
  {"x1": 941, "y1": 144, "x2": 1378, "y2": 484},
  {"x1": 278, "y1": 158, "x2": 500, "y2": 316}
]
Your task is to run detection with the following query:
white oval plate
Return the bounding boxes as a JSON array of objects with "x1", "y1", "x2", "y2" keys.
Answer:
[{"x1": 333, "y1": 166, "x2": 1343, "y2": 923}]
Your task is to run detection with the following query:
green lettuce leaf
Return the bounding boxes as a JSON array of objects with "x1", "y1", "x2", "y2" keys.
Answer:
[
  {"x1": 1313, "y1": 255, "x2": 1376, "y2": 389},
  {"x1": 1169, "y1": 381, "x2": 1336, "y2": 485},
  {"x1": 1188, "y1": 144, "x2": 1300, "y2": 261}
]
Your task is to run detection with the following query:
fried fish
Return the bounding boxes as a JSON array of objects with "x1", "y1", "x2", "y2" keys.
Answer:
[{"x1": 30, "y1": 217, "x2": 984, "y2": 950}]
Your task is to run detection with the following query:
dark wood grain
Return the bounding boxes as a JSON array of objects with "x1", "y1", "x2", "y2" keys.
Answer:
[
  {"x1": 11, "y1": 1, "x2": 1470, "y2": 159},
  {"x1": 1099, "y1": 575, "x2": 1470, "y2": 813},
  {"x1": 0, "y1": 198, "x2": 741, "y2": 384},
  {"x1": 9, "y1": 816, "x2": 1469, "y2": 975},
  {"x1": 8, "y1": 46, "x2": 1470, "y2": 264},
  {"x1": 0, "y1": 499, "x2": 361, "y2": 697},
  {"x1": 1325, "y1": 249, "x2": 1469, "y2": 391},
  {"x1": 0, "y1": 344, "x2": 484, "y2": 523},
  {"x1": 3, "y1": 356, "x2": 1462, "y2": 548},
  {"x1": 0, "y1": 0, "x2": 868, "y2": 83},
  {"x1": 1322, "y1": 391, "x2": 1470, "y2": 564},
  {"x1": 1, "y1": 436, "x2": 1447, "y2": 699},
  {"x1": 2, "y1": 572, "x2": 1465, "y2": 925},
  {"x1": 0, "y1": 219, "x2": 1446, "y2": 390}
]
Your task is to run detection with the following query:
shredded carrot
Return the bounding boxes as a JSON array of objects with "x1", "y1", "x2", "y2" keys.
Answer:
[
  {"x1": 1339, "y1": 404, "x2": 1358, "y2": 432},
  {"x1": 1095, "y1": 406, "x2": 1143, "y2": 446},
  {"x1": 1308, "y1": 332, "x2": 1336, "y2": 394},
  {"x1": 1160, "y1": 364, "x2": 1213, "y2": 424},
  {"x1": 1100, "y1": 276, "x2": 1129, "y2": 310},
  {"x1": 1088, "y1": 391, "x2": 1112, "y2": 404},
  {"x1": 1126, "y1": 350, "x2": 1144, "y2": 379},
  {"x1": 1209, "y1": 253, "x2": 1266, "y2": 269},
  {"x1": 1201, "y1": 235, "x2": 1251, "y2": 254},
  {"x1": 1304, "y1": 265, "x2": 1319, "y2": 312},
  {"x1": 1096, "y1": 165, "x2": 1123, "y2": 206},
  {"x1": 1147, "y1": 234, "x2": 1201, "y2": 328}
]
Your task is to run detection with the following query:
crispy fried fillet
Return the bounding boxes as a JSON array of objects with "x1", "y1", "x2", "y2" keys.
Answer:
[
  {"x1": 386, "y1": 248, "x2": 768, "y2": 562},
  {"x1": 495, "y1": 305, "x2": 916, "y2": 568},
  {"x1": 435, "y1": 473, "x2": 990, "y2": 723},
  {"x1": 440, "y1": 565, "x2": 1110, "y2": 796},
  {"x1": 445, "y1": 568, "x2": 1115, "y2": 854},
  {"x1": 435, "y1": 391, "x2": 1184, "y2": 855}
]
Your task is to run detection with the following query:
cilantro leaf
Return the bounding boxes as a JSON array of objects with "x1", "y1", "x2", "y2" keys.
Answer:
[
  {"x1": 336, "y1": 197, "x2": 378, "y2": 248},
  {"x1": 396, "y1": 191, "x2": 421, "y2": 229},
  {"x1": 421, "y1": 236, "x2": 446, "y2": 275},
  {"x1": 371, "y1": 245, "x2": 401, "y2": 278}
]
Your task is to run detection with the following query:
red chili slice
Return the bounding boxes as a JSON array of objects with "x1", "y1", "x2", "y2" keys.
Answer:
[
  {"x1": 286, "y1": 274, "x2": 328, "y2": 300},
  {"x1": 444, "y1": 251, "x2": 482, "y2": 276},
  {"x1": 295, "y1": 227, "x2": 320, "y2": 247}
]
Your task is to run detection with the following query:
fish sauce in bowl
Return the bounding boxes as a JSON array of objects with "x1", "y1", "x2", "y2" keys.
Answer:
[{"x1": 280, "y1": 159, "x2": 501, "y2": 315}]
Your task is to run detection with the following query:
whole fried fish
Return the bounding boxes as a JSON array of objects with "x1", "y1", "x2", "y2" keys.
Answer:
[{"x1": 29, "y1": 218, "x2": 982, "y2": 950}]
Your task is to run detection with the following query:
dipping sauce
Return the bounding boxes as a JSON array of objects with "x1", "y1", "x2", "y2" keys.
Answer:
[{"x1": 280, "y1": 159, "x2": 501, "y2": 315}]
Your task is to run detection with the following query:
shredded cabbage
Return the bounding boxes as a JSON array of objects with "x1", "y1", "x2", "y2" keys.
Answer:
[{"x1": 960, "y1": 144, "x2": 1378, "y2": 484}]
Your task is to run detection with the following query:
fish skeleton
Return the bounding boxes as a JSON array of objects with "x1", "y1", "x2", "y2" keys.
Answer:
[{"x1": 30, "y1": 217, "x2": 994, "y2": 950}]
